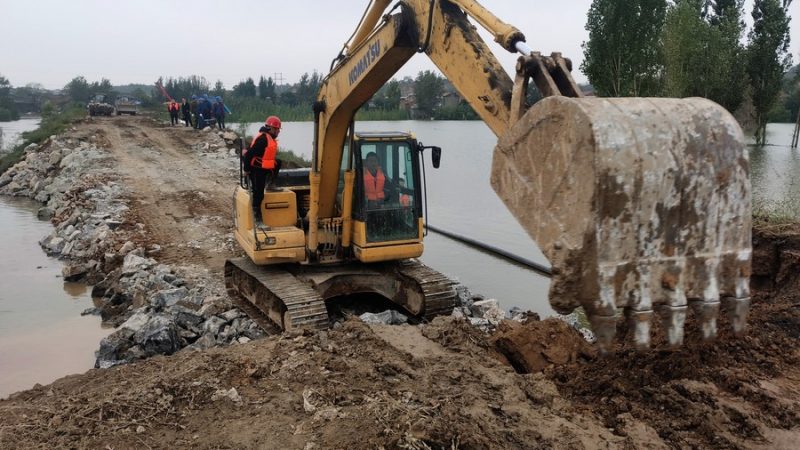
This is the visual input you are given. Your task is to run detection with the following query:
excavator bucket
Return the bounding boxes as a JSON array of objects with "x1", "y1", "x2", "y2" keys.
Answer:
[{"x1": 491, "y1": 96, "x2": 751, "y2": 350}]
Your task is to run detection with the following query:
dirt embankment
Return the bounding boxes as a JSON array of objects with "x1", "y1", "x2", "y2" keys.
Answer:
[{"x1": 0, "y1": 115, "x2": 798, "y2": 449}]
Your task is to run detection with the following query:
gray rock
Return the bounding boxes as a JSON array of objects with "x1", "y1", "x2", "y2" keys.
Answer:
[
  {"x1": 211, "y1": 387, "x2": 242, "y2": 403},
  {"x1": 121, "y1": 345, "x2": 146, "y2": 361},
  {"x1": 509, "y1": 307, "x2": 526, "y2": 322},
  {"x1": 469, "y1": 299, "x2": 507, "y2": 325},
  {"x1": 359, "y1": 310, "x2": 408, "y2": 325},
  {"x1": 105, "y1": 219, "x2": 124, "y2": 230},
  {"x1": 95, "y1": 328, "x2": 136, "y2": 367},
  {"x1": 34, "y1": 191, "x2": 50, "y2": 203},
  {"x1": 122, "y1": 253, "x2": 154, "y2": 275},
  {"x1": 243, "y1": 322, "x2": 266, "y2": 340},
  {"x1": 170, "y1": 305, "x2": 203, "y2": 328},
  {"x1": 45, "y1": 237, "x2": 65, "y2": 254},
  {"x1": 218, "y1": 325, "x2": 236, "y2": 343},
  {"x1": 469, "y1": 317, "x2": 491, "y2": 329},
  {"x1": 149, "y1": 287, "x2": 189, "y2": 308},
  {"x1": 37, "y1": 207, "x2": 53, "y2": 220},
  {"x1": 120, "y1": 309, "x2": 151, "y2": 333},
  {"x1": 48, "y1": 152, "x2": 62, "y2": 167},
  {"x1": 456, "y1": 284, "x2": 473, "y2": 307},
  {"x1": 203, "y1": 316, "x2": 227, "y2": 336},
  {"x1": 191, "y1": 333, "x2": 217, "y2": 350},
  {"x1": 81, "y1": 307, "x2": 100, "y2": 316},
  {"x1": 61, "y1": 263, "x2": 87, "y2": 281},
  {"x1": 220, "y1": 308, "x2": 243, "y2": 322},
  {"x1": 133, "y1": 315, "x2": 181, "y2": 356}
]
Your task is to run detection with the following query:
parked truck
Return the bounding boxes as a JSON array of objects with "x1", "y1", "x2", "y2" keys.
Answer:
[{"x1": 114, "y1": 97, "x2": 139, "y2": 116}]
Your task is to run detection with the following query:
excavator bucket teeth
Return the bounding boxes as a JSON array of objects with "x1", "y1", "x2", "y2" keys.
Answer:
[{"x1": 491, "y1": 96, "x2": 751, "y2": 350}]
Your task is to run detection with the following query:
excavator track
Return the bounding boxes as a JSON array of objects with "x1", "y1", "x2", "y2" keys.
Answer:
[
  {"x1": 396, "y1": 259, "x2": 459, "y2": 320},
  {"x1": 225, "y1": 257, "x2": 330, "y2": 331},
  {"x1": 225, "y1": 257, "x2": 459, "y2": 332}
]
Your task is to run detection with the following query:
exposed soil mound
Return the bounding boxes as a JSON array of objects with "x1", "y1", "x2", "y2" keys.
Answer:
[
  {"x1": 0, "y1": 320, "x2": 628, "y2": 449},
  {"x1": 492, "y1": 318, "x2": 595, "y2": 373}
]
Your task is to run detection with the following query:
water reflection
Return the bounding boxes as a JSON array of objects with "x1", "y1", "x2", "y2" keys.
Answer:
[
  {"x1": 63, "y1": 282, "x2": 89, "y2": 297},
  {"x1": 748, "y1": 123, "x2": 800, "y2": 218}
]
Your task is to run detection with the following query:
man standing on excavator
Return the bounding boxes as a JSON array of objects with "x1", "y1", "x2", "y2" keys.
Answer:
[{"x1": 244, "y1": 115, "x2": 283, "y2": 227}]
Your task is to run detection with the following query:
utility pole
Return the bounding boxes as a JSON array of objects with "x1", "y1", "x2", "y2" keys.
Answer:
[
  {"x1": 273, "y1": 73, "x2": 285, "y2": 86},
  {"x1": 792, "y1": 92, "x2": 800, "y2": 148}
]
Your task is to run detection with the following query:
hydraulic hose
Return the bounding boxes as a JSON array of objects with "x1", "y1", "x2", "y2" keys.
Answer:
[{"x1": 424, "y1": 223, "x2": 552, "y2": 277}]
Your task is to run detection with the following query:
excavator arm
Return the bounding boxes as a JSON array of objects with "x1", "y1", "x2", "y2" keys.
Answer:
[{"x1": 311, "y1": 0, "x2": 751, "y2": 350}]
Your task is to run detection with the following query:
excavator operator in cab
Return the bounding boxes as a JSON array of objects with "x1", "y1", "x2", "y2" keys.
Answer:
[
  {"x1": 244, "y1": 115, "x2": 283, "y2": 227},
  {"x1": 364, "y1": 152, "x2": 387, "y2": 209}
]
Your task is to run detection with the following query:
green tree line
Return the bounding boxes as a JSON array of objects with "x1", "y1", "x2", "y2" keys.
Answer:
[{"x1": 582, "y1": 0, "x2": 794, "y2": 145}]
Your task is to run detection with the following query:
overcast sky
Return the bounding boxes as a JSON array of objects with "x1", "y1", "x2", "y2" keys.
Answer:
[{"x1": 1, "y1": 0, "x2": 798, "y2": 90}]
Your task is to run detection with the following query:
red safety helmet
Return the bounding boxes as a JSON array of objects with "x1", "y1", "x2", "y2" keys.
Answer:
[{"x1": 265, "y1": 115, "x2": 282, "y2": 130}]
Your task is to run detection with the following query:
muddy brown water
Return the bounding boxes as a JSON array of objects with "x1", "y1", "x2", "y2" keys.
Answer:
[{"x1": 0, "y1": 197, "x2": 109, "y2": 398}]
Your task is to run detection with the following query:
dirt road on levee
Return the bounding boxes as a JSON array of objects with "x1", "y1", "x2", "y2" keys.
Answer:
[
  {"x1": 1, "y1": 115, "x2": 799, "y2": 449},
  {"x1": 99, "y1": 116, "x2": 238, "y2": 269}
]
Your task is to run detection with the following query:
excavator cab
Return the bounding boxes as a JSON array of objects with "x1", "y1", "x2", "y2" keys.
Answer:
[{"x1": 351, "y1": 132, "x2": 425, "y2": 261}]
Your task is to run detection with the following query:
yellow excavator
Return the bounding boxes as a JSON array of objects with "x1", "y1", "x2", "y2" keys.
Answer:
[{"x1": 225, "y1": 0, "x2": 751, "y2": 350}]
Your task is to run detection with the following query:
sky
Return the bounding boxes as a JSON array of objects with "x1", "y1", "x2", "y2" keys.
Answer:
[{"x1": 1, "y1": 0, "x2": 798, "y2": 90}]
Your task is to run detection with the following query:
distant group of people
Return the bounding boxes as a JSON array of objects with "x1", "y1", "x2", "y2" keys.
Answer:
[{"x1": 167, "y1": 95, "x2": 226, "y2": 130}]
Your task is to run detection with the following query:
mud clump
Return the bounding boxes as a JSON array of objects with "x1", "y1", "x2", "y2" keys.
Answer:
[{"x1": 492, "y1": 318, "x2": 595, "y2": 373}]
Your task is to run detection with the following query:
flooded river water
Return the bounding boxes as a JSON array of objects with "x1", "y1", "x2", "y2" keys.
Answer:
[
  {"x1": 0, "y1": 116, "x2": 40, "y2": 153},
  {"x1": 0, "y1": 197, "x2": 108, "y2": 398}
]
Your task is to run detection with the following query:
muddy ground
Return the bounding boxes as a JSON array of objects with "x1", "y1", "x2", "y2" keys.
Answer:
[{"x1": 0, "y1": 116, "x2": 799, "y2": 449}]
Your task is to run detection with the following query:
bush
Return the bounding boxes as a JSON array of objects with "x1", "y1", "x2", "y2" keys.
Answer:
[{"x1": 0, "y1": 107, "x2": 19, "y2": 122}]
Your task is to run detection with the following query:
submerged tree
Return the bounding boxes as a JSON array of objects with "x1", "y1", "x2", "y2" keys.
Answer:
[
  {"x1": 581, "y1": 0, "x2": 668, "y2": 97},
  {"x1": 662, "y1": 0, "x2": 746, "y2": 112},
  {"x1": 747, "y1": 0, "x2": 793, "y2": 145}
]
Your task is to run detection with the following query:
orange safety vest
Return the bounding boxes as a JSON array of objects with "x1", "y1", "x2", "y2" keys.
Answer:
[
  {"x1": 364, "y1": 168, "x2": 385, "y2": 201},
  {"x1": 249, "y1": 133, "x2": 278, "y2": 170}
]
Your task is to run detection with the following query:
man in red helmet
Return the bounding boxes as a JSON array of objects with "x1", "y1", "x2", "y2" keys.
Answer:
[{"x1": 243, "y1": 115, "x2": 283, "y2": 227}]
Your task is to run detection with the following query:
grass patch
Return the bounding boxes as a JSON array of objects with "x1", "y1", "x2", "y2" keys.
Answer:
[
  {"x1": 0, "y1": 105, "x2": 86, "y2": 176},
  {"x1": 753, "y1": 198, "x2": 800, "y2": 226}
]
